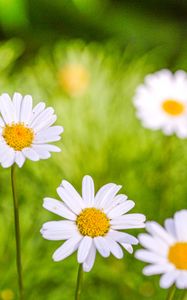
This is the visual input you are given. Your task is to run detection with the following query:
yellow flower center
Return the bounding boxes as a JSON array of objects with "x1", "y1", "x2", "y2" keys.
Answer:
[
  {"x1": 3, "y1": 123, "x2": 34, "y2": 151},
  {"x1": 1, "y1": 289, "x2": 14, "y2": 300},
  {"x1": 168, "y1": 242, "x2": 187, "y2": 270},
  {"x1": 162, "y1": 99, "x2": 185, "y2": 116},
  {"x1": 76, "y1": 208, "x2": 110, "y2": 238},
  {"x1": 58, "y1": 64, "x2": 89, "y2": 96}
]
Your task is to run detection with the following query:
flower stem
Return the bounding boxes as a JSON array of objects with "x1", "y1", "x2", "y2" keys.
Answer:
[
  {"x1": 75, "y1": 264, "x2": 84, "y2": 300},
  {"x1": 166, "y1": 285, "x2": 177, "y2": 300},
  {"x1": 11, "y1": 164, "x2": 24, "y2": 300}
]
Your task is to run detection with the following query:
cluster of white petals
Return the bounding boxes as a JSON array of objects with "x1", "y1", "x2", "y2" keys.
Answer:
[
  {"x1": 135, "y1": 210, "x2": 187, "y2": 289},
  {"x1": 0, "y1": 92, "x2": 63, "y2": 168},
  {"x1": 41, "y1": 175, "x2": 146, "y2": 272},
  {"x1": 134, "y1": 69, "x2": 187, "y2": 138}
]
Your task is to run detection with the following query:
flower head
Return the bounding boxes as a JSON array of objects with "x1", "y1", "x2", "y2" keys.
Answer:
[
  {"x1": 135, "y1": 210, "x2": 187, "y2": 289},
  {"x1": 134, "y1": 69, "x2": 187, "y2": 138},
  {"x1": 58, "y1": 64, "x2": 89, "y2": 97},
  {"x1": 40, "y1": 175, "x2": 146, "y2": 272},
  {"x1": 0, "y1": 92, "x2": 63, "y2": 168}
]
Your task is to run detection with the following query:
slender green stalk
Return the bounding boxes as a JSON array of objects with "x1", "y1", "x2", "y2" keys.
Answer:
[
  {"x1": 11, "y1": 164, "x2": 24, "y2": 300},
  {"x1": 75, "y1": 264, "x2": 84, "y2": 300},
  {"x1": 159, "y1": 135, "x2": 174, "y2": 218},
  {"x1": 166, "y1": 285, "x2": 177, "y2": 300}
]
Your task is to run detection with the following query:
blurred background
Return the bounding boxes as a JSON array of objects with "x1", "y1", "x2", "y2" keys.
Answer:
[{"x1": 0, "y1": 0, "x2": 187, "y2": 299}]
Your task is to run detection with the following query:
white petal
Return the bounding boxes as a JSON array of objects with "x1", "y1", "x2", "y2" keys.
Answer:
[
  {"x1": 33, "y1": 135, "x2": 61, "y2": 144},
  {"x1": 12, "y1": 92, "x2": 22, "y2": 122},
  {"x1": 61, "y1": 180, "x2": 85, "y2": 209},
  {"x1": 104, "y1": 237, "x2": 123, "y2": 259},
  {"x1": 107, "y1": 230, "x2": 138, "y2": 245},
  {"x1": 1, "y1": 147, "x2": 15, "y2": 168},
  {"x1": 57, "y1": 186, "x2": 82, "y2": 214},
  {"x1": 31, "y1": 144, "x2": 61, "y2": 153},
  {"x1": 15, "y1": 151, "x2": 25, "y2": 168},
  {"x1": 0, "y1": 93, "x2": 15, "y2": 124},
  {"x1": 176, "y1": 271, "x2": 187, "y2": 289},
  {"x1": 138, "y1": 233, "x2": 168, "y2": 256},
  {"x1": 32, "y1": 146, "x2": 51, "y2": 159},
  {"x1": 36, "y1": 115, "x2": 57, "y2": 132},
  {"x1": 94, "y1": 236, "x2": 110, "y2": 257},
  {"x1": 36, "y1": 126, "x2": 63, "y2": 138},
  {"x1": 143, "y1": 263, "x2": 174, "y2": 275},
  {"x1": 41, "y1": 221, "x2": 77, "y2": 240},
  {"x1": 174, "y1": 210, "x2": 187, "y2": 241},
  {"x1": 82, "y1": 175, "x2": 95, "y2": 207},
  {"x1": 105, "y1": 194, "x2": 128, "y2": 214},
  {"x1": 52, "y1": 235, "x2": 82, "y2": 261},
  {"x1": 120, "y1": 243, "x2": 133, "y2": 254},
  {"x1": 22, "y1": 148, "x2": 40, "y2": 161},
  {"x1": 31, "y1": 108, "x2": 56, "y2": 132},
  {"x1": 146, "y1": 221, "x2": 175, "y2": 245},
  {"x1": 135, "y1": 249, "x2": 167, "y2": 264},
  {"x1": 95, "y1": 183, "x2": 116, "y2": 206},
  {"x1": 29, "y1": 102, "x2": 46, "y2": 124},
  {"x1": 43, "y1": 197, "x2": 76, "y2": 220},
  {"x1": 20, "y1": 95, "x2": 33, "y2": 124},
  {"x1": 107, "y1": 200, "x2": 135, "y2": 219},
  {"x1": 96, "y1": 184, "x2": 122, "y2": 210},
  {"x1": 0, "y1": 144, "x2": 12, "y2": 162},
  {"x1": 0, "y1": 116, "x2": 5, "y2": 127},
  {"x1": 160, "y1": 270, "x2": 180, "y2": 288},
  {"x1": 111, "y1": 213, "x2": 146, "y2": 229},
  {"x1": 42, "y1": 220, "x2": 75, "y2": 230},
  {"x1": 164, "y1": 218, "x2": 177, "y2": 239},
  {"x1": 83, "y1": 245, "x2": 96, "y2": 272},
  {"x1": 77, "y1": 236, "x2": 93, "y2": 263},
  {"x1": 113, "y1": 194, "x2": 128, "y2": 204},
  {"x1": 112, "y1": 224, "x2": 146, "y2": 230}
]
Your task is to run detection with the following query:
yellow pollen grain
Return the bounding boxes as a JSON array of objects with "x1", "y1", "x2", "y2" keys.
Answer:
[
  {"x1": 162, "y1": 99, "x2": 185, "y2": 116},
  {"x1": 76, "y1": 207, "x2": 110, "y2": 238},
  {"x1": 3, "y1": 123, "x2": 34, "y2": 151},
  {"x1": 168, "y1": 242, "x2": 187, "y2": 270}
]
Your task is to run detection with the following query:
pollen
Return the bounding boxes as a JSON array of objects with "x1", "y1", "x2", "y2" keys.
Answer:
[
  {"x1": 3, "y1": 123, "x2": 34, "y2": 151},
  {"x1": 168, "y1": 242, "x2": 187, "y2": 270},
  {"x1": 162, "y1": 99, "x2": 185, "y2": 116},
  {"x1": 76, "y1": 208, "x2": 110, "y2": 238}
]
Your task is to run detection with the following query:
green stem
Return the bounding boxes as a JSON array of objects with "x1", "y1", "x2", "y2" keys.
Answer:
[
  {"x1": 11, "y1": 164, "x2": 24, "y2": 300},
  {"x1": 159, "y1": 135, "x2": 173, "y2": 218},
  {"x1": 75, "y1": 264, "x2": 84, "y2": 300},
  {"x1": 166, "y1": 285, "x2": 177, "y2": 300}
]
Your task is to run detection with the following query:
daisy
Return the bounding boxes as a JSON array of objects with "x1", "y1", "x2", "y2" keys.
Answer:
[
  {"x1": 135, "y1": 210, "x2": 187, "y2": 289},
  {"x1": 0, "y1": 92, "x2": 64, "y2": 168},
  {"x1": 134, "y1": 69, "x2": 187, "y2": 138},
  {"x1": 58, "y1": 64, "x2": 90, "y2": 97},
  {"x1": 40, "y1": 175, "x2": 146, "y2": 272}
]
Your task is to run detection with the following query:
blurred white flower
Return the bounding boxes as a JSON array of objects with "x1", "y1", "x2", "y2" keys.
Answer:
[
  {"x1": 134, "y1": 69, "x2": 187, "y2": 138},
  {"x1": 41, "y1": 175, "x2": 146, "y2": 272},
  {"x1": 135, "y1": 210, "x2": 187, "y2": 289},
  {"x1": 0, "y1": 92, "x2": 63, "y2": 168}
]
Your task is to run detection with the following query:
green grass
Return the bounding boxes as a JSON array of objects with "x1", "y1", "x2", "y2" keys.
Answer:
[{"x1": 0, "y1": 39, "x2": 186, "y2": 300}]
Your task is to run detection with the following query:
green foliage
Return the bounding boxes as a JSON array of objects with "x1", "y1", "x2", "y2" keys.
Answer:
[{"x1": 0, "y1": 39, "x2": 186, "y2": 300}]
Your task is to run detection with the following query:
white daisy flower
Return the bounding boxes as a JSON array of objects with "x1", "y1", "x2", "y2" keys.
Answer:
[
  {"x1": 135, "y1": 210, "x2": 187, "y2": 289},
  {"x1": 40, "y1": 175, "x2": 146, "y2": 272},
  {"x1": 134, "y1": 69, "x2": 187, "y2": 138},
  {"x1": 0, "y1": 92, "x2": 64, "y2": 168}
]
